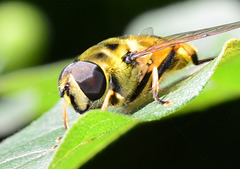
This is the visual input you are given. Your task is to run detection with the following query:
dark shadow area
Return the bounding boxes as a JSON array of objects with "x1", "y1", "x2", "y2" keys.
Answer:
[
  {"x1": 29, "y1": 0, "x2": 182, "y2": 62},
  {"x1": 82, "y1": 99, "x2": 240, "y2": 169}
]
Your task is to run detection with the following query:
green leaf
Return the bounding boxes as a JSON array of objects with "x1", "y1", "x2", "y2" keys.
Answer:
[
  {"x1": 49, "y1": 39, "x2": 240, "y2": 168},
  {"x1": 0, "y1": 101, "x2": 79, "y2": 169},
  {"x1": 49, "y1": 109, "x2": 137, "y2": 169},
  {"x1": 0, "y1": 39, "x2": 239, "y2": 169},
  {"x1": 131, "y1": 39, "x2": 226, "y2": 120},
  {"x1": 178, "y1": 38, "x2": 240, "y2": 113}
]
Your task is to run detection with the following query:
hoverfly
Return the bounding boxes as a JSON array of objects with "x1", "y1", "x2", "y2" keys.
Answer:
[{"x1": 58, "y1": 21, "x2": 240, "y2": 129}]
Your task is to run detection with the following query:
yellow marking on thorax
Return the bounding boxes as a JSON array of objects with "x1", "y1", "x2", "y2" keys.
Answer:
[{"x1": 126, "y1": 39, "x2": 140, "y2": 52}]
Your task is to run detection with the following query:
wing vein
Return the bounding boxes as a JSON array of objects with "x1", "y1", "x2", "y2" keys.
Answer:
[{"x1": 131, "y1": 21, "x2": 240, "y2": 60}]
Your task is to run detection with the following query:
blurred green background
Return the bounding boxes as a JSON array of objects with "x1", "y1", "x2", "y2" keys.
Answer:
[{"x1": 0, "y1": 0, "x2": 240, "y2": 168}]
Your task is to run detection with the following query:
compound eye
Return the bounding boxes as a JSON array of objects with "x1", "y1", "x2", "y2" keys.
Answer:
[
  {"x1": 71, "y1": 61, "x2": 106, "y2": 101},
  {"x1": 58, "y1": 63, "x2": 74, "y2": 82}
]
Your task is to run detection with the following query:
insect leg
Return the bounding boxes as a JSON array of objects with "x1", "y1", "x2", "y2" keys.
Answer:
[
  {"x1": 152, "y1": 66, "x2": 164, "y2": 104},
  {"x1": 152, "y1": 66, "x2": 172, "y2": 105},
  {"x1": 63, "y1": 100, "x2": 69, "y2": 129},
  {"x1": 191, "y1": 53, "x2": 215, "y2": 65},
  {"x1": 181, "y1": 43, "x2": 215, "y2": 65},
  {"x1": 152, "y1": 50, "x2": 176, "y2": 105},
  {"x1": 101, "y1": 89, "x2": 114, "y2": 110}
]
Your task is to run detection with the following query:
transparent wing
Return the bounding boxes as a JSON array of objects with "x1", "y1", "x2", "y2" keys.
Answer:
[
  {"x1": 137, "y1": 27, "x2": 154, "y2": 42},
  {"x1": 131, "y1": 21, "x2": 240, "y2": 60},
  {"x1": 138, "y1": 27, "x2": 154, "y2": 37}
]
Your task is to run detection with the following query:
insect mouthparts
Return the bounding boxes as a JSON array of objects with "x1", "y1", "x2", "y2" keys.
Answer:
[
  {"x1": 60, "y1": 83, "x2": 70, "y2": 97},
  {"x1": 59, "y1": 90, "x2": 65, "y2": 98}
]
